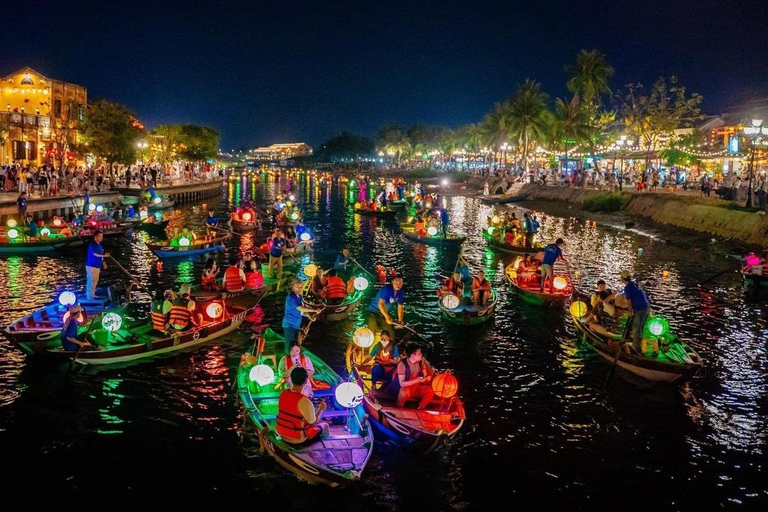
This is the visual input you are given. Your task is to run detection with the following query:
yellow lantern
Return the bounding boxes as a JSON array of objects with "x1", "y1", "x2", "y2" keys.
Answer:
[
  {"x1": 304, "y1": 263, "x2": 318, "y2": 278},
  {"x1": 569, "y1": 301, "x2": 588, "y2": 318}
]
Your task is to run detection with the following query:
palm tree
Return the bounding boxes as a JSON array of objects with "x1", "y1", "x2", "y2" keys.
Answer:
[
  {"x1": 566, "y1": 49, "x2": 614, "y2": 106},
  {"x1": 551, "y1": 96, "x2": 594, "y2": 174},
  {"x1": 507, "y1": 79, "x2": 551, "y2": 172},
  {"x1": 378, "y1": 125, "x2": 411, "y2": 166},
  {"x1": 480, "y1": 103, "x2": 512, "y2": 164}
]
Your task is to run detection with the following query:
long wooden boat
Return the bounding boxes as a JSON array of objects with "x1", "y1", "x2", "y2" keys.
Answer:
[
  {"x1": 570, "y1": 294, "x2": 702, "y2": 382},
  {"x1": 232, "y1": 218, "x2": 262, "y2": 232},
  {"x1": 188, "y1": 270, "x2": 295, "y2": 301},
  {"x1": 136, "y1": 219, "x2": 170, "y2": 238},
  {"x1": 2, "y1": 287, "x2": 123, "y2": 355},
  {"x1": 146, "y1": 234, "x2": 228, "y2": 258},
  {"x1": 48, "y1": 301, "x2": 249, "y2": 365},
  {"x1": 481, "y1": 228, "x2": 542, "y2": 255},
  {"x1": 354, "y1": 208, "x2": 398, "y2": 219},
  {"x1": 303, "y1": 289, "x2": 365, "y2": 322},
  {"x1": 402, "y1": 228, "x2": 465, "y2": 248},
  {"x1": 742, "y1": 268, "x2": 768, "y2": 288},
  {"x1": 237, "y1": 328, "x2": 373, "y2": 486},
  {"x1": 148, "y1": 198, "x2": 175, "y2": 210},
  {"x1": 504, "y1": 262, "x2": 571, "y2": 307},
  {"x1": 0, "y1": 233, "x2": 80, "y2": 254},
  {"x1": 438, "y1": 290, "x2": 497, "y2": 326},
  {"x1": 345, "y1": 330, "x2": 465, "y2": 454}
]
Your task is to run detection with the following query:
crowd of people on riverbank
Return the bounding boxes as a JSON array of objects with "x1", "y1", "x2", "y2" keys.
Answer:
[{"x1": 0, "y1": 162, "x2": 110, "y2": 196}]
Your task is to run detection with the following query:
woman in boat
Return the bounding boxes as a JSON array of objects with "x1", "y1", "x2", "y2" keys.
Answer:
[
  {"x1": 439, "y1": 272, "x2": 464, "y2": 298},
  {"x1": 368, "y1": 329, "x2": 400, "y2": 389},
  {"x1": 275, "y1": 367, "x2": 329, "y2": 445},
  {"x1": 284, "y1": 225, "x2": 298, "y2": 250},
  {"x1": 278, "y1": 343, "x2": 316, "y2": 397},
  {"x1": 388, "y1": 343, "x2": 435, "y2": 410},
  {"x1": 244, "y1": 259, "x2": 264, "y2": 289},
  {"x1": 150, "y1": 288, "x2": 168, "y2": 334},
  {"x1": 60, "y1": 305, "x2": 93, "y2": 351},
  {"x1": 471, "y1": 270, "x2": 492, "y2": 306},
  {"x1": 201, "y1": 258, "x2": 219, "y2": 291},
  {"x1": 323, "y1": 268, "x2": 347, "y2": 305},
  {"x1": 309, "y1": 268, "x2": 327, "y2": 299}
]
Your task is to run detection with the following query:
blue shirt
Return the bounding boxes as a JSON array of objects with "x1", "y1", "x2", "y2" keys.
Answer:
[
  {"x1": 206, "y1": 215, "x2": 218, "y2": 227},
  {"x1": 334, "y1": 253, "x2": 349, "y2": 270},
  {"x1": 542, "y1": 244, "x2": 562, "y2": 266},
  {"x1": 270, "y1": 237, "x2": 286, "y2": 258},
  {"x1": 17, "y1": 196, "x2": 27, "y2": 210},
  {"x1": 26, "y1": 221, "x2": 38, "y2": 237},
  {"x1": 61, "y1": 318, "x2": 79, "y2": 349},
  {"x1": 439, "y1": 209, "x2": 449, "y2": 224},
  {"x1": 86, "y1": 241, "x2": 104, "y2": 269},
  {"x1": 369, "y1": 284, "x2": 404, "y2": 314},
  {"x1": 282, "y1": 292, "x2": 303, "y2": 329},
  {"x1": 623, "y1": 280, "x2": 650, "y2": 311}
]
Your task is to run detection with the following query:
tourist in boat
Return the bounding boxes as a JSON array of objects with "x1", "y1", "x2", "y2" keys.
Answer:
[
  {"x1": 368, "y1": 329, "x2": 400, "y2": 389},
  {"x1": 309, "y1": 268, "x2": 327, "y2": 299},
  {"x1": 267, "y1": 229, "x2": 286, "y2": 279},
  {"x1": 368, "y1": 274, "x2": 405, "y2": 340},
  {"x1": 85, "y1": 230, "x2": 110, "y2": 300},
  {"x1": 334, "y1": 248, "x2": 350, "y2": 272},
  {"x1": 324, "y1": 268, "x2": 348, "y2": 304},
  {"x1": 275, "y1": 367, "x2": 329, "y2": 445},
  {"x1": 471, "y1": 270, "x2": 492, "y2": 306},
  {"x1": 205, "y1": 210, "x2": 219, "y2": 235},
  {"x1": 389, "y1": 343, "x2": 435, "y2": 409},
  {"x1": 414, "y1": 215, "x2": 427, "y2": 236},
  {"x1": 167, "y1": 293, "x2": 198, "y2": 331},
  {"x1": 539, "y1": 238, "x2": 567, "y2": 293},
  {"x1": 244, "y1": 260, "x2": 264, "y2": 288},
  {"x1": 201, "y1": 258, "x2": 219, "y2": 290},
  {"x1": 179, "y1": 227, "x2": 197, "y2": 243},
  {"x1": 523, "y1": 212, "x2": 539, "y2": 249},
  {"x1": 60, "y1": 305, "x2": 94, "y2": 352},
  {"x1": 278, "y1": 343, "x2": 315, "y2": 397},
  {"x1": 162, "y1": 289, "x2": 175, "y2": 317},
  {"x1": 439, "y1": 272, "x2": 465, "y2": 298},
  {"x1": 223, "y1": 256, "x2": 246, "y2": 292},
  {"x1": 283, "y1": 278, "x2": 308, "y2": 353},
  {"x1": 284, "y1": 225, "x2": 298, "y2": 250},
  {"x1": 150, "y1": 288, "x2": 168, "y2": 334},
  {"x1": 24, "y1": 215, "x2": 39, "y2": 238},
  {"x1": 619, "y1": 270, "x2": 651, "y2": 353}
]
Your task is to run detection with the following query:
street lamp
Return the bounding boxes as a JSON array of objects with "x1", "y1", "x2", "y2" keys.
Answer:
[
  {"x1": 614, "y1": 135, "x2": 633, "y2": 190},
  {"x1": 743, "y1": 119, "x2": 768, "y2": 208}
]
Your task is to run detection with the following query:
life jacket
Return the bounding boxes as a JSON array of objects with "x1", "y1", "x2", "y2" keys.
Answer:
[
  {"x1": 224, "y1": 266, "x2": 244, "y2": 291},
  {"x1": 374, "y1": 345, "x2": 396, "y2": 366},
  {"x1": 325, "y1": 276, "x2": 347, "y2": 299},
  {"x1": 285, "y1": 354, "x2": 309, "y2": 372},
  {"x1": 151, "y1": 300, "x2": 166, "y2": 331},
  {"x1": 245, "y1": 271, "x2": 264, "y2": 288},
  {"x1": 473, "y1": 277, "x2": 490, "y2": 291},
  {"x1": 439, "y1": 277, "x2": 462, "y2": 296},
  {"x1": 168, "y1": 304, "x2": 191, "y2": 330},
  {"x1": 275, "y1": 389, "x2": 310, "y2": 440},
  {"x1": 201, "y1": 270, "x2": 217, "y2": 290}
]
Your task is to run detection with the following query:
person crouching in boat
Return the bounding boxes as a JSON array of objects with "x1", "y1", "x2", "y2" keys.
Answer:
[
  {"x1": 278, "y1": 343, "x2": 316, "y2": 397},
  {"x1": 387, "y1": 343, "x2": 435, "y2": 409},
  {"x1": 201, "y1": 258, "x2": 220, "y2": 290},
  {"x1": 471, "y1": 270, "x2": 492, "y2": 306},
  {"x1": 368, "y1": 274, "x2": 405, "y2": 342},
  {"x1": 369, "y1": 329, "x2": 400, "y2": 390},
  {"x1": 539, "y1": 238, "x2": 567, "y2": 293},
  {"x1": 244, "y1": 260, "x2": 264, "y2": 289},
  {"x1": 61, "y1": 305, "x2": 94, "y2": 352},
  {"x1": 150, "y1": 289, "x2": 168, "y2": 334},
  {"x1": 324, "y1": 268, "x2": 347, "y2": 305},
  {"x1": 275, "y1": 367, "x2": 329, "y2": 445},
  {"x1": 223, "y1": 256, "x2": 246, "y2": 292},
  {"x1": 439, "y1": 272, "x2": 464, "y2": 298}
]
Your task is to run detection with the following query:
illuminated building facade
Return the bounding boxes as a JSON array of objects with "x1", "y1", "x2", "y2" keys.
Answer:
[{"x1": 249, "y1": 142, "x2": 313, "y2": 160}]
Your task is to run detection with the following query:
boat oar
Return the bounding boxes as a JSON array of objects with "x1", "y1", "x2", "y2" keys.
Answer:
[
  {"x1": 107, "y1": 255, "x2": 149, "y2": 293},
  {"x1": 211, "y1": 224, "x2": 242, "y2": 237},
  {"x1": 697, "y1": 268, "x2": 733, "y2": 287},
  {"x1": 350, "y1": 257, "x2": 376, "y2": 278},
  {"x1": 604, "y1": 315, "x2": 633, "y2": 387},
  {"x1": 68, "y1": 310, "x2": 104, "y2": 373}
]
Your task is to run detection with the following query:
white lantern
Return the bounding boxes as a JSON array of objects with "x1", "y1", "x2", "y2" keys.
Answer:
[
  {"x1": 427, "y1": 226, "x2": 438, "y2": 236},
  {"x1": 102, "y1": 312, "x2": 123, "y2": 332},
  {"x1": 335, "y1": 381, "x2": 364, "y2": 408},
  {"x1": 353, "y1": 276, "x2": 369, "y2": 291},
  {"x1": 442, "y1": 294, "x2": 460, "y2": 309},
  {"x1": 249, "y1": 364, "x2": 275, "y2": 386},
  {"x1": 353, "y1": 327, "x2": 375, "y2": 348},
  {"x1": 58, "y1": 291, "x2": 76, "y2": 306},
  {"x1": 179, "y1": 237, "x2": 191, "y2": 247}
]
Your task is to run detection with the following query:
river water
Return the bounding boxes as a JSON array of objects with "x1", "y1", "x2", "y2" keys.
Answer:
[{"x1": 0, "y1": 170, "x2": 766, "y2": 510}]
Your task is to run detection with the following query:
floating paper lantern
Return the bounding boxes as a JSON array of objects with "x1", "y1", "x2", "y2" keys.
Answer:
[
  {"x1": 553, "y1": 277, "x2": 567, "y2": 290},
  {"x1": 442, "y1": 294, "x2": 460, "y2": 309},
  {"x1": 58, "y1": 291, "x2": 77, "y2": 306},
  {"x1": 300, "y1": 232, "x2": 311, "y2": 241},
  {"x1": 569, "y1": 301, "x2": 588, "y2": 318},
  {"x1": 354, "y1": 202, "x2": 361, "y2": 209},
  {"x1": 353, "y1": 276, "x2": 369, "y2": 291},
  {"x1": 645, "y1": 317, "x2": 669, "y2": 337},
  {"x1": 249, "y1": 364, "x2": 275, "y2": 386},
  {"x1": 40, "y1": 227, "x2": 51, "y2": 237},
  {"x1": 335, "y1": 381, "x2": 364, "y2": 408},
  {"x1": 206, "y1": 302, "x2": 223, "y2": 319},
  {"x1": 88, "y1": 204, "x2": 96, "y2": 211},
  {"x1": 7, "y1": 219, "x2": 17, "y2": 228},
  {"x1": 431, "y1": 372, "x2": 458, "y2": 398},
  {"x1": 102, "y1": 312, "x2": 122, "y2": 332},
  {"x1": 662, "y1": 270, "x2": 670, "y2": 278},
  {"x1": 353, "y1": 327, "x2": 375, "y2": 348},
  {"x1": 289, "y1": 194, "x2": 296, "y2": 201},
  {"x1": 96, "y1": 205, "x2": 104, "y2": 213}
]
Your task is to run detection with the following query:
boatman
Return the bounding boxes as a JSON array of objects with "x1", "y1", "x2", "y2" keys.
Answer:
[
  {"x1": 523, "y1": 212, "x2": 539, "y2": 249},
  {"x1": 619, "y1": 270, "x2": 651, "y2": 354},
  {"x1": 85, "y1": 230, "x2": 110, "y2": 300},
  {"x1": 282, "y1": 278, "x2": 309, "y2": 353},
  {"x1": 205, "y1": 209, "x2": 219, "y2": 236},
  {"x1": 368, "y1": 274, "x2": 405, "y2": 342},
  {"x1": 275, "y1": 367, "x2": 329, "y2": 445},
  {"x1": 17, "y1": 191, "x2": 28, "y2": 221},
  {"x1": 334, "y1": 248, "x2": 350, "y2": 272},
  {"x1": 60, "y1": 304, "x2": 94, "y2": 352},
  {"x1": 539, "y1": 238, "x2": 567, "y2": 293},
  {"x1": 268, "y1": 229, "x2": 287, "y2": 279},
  {"x1": 439, "y1": 207, "x2": 449, "y2": 238}
]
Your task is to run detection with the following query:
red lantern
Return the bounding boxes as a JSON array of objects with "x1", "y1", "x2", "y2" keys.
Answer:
[{"x1": 431, "y1": 372, "x2": 459, "y2": 399}]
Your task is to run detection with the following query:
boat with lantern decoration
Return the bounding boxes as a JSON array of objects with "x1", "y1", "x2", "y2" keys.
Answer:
[
  {"x1": 301, "y1": 270, "x2": 370, "y2": 322},
  {"x1": 569, "y1": 295, "x2": 703, "y2": 382},
  {"x1": 231, "y1": 217, "x2": 262, "y2": 232},
  {"x1": 387, "y1": 199, "x2": 409, "y2": 209},
  {"x1": 237, "y1": 328, "x2": 373, "y2": 486},
  {"x1": 146, "y1": 234, "x2": 229, "y2": 258},
  {"x1": 346, "y1": 327, "x2": 466, "y2": 454},
  {"x1": 48, "y1": 299, "x2": 249, "y2": 365},
  {"x1": 0, "y1": 232, "x2": 80, "y2": 254},
  {"x1": 481, "y1": 227, "x2": 542, "y2": 255},
  {"x1": 401, "y1": 226, "x2": 466, "y2": 248},
  {"x1": 148, "y1": 195, "x2": 175, "y2": 210},
  {"x1": 254, "y1": 238, "x2": 314, "y2": 259},
  {"x1": 742, "y1": 270, "x2": 768, "y2": 288},
  {"x1": 741, "y1": 255, "x2": 768, "y2": 288},
  {"x1": 2, "y1": 287, "x2": 127, "y2": 355},
  {"x1": 353, "y1": 207, "x2": 398, "y2": 219},
  {"x1": 277, "y1": 209, "x2": 302, "y2": 227},
  {"x1": 136, "y1": 218, "x2": 170, "y2": 238},
  {"x1": 438, "y1": 289, "x2": 498, "y2": 326},
  {"x1": 504, "y1": 259, "x2": 572, "y2": 307},
  {"x1": 188, "y1": 266, "x2": 298, "y2": 302}
]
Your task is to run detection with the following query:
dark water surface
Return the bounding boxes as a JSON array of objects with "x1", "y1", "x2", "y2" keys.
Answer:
[{"x1": 1, "y1": 171, "x2": 766, "y2": 510}]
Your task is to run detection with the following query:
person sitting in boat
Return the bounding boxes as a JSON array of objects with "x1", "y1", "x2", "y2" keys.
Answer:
[
  {"x1": 150, "y1": 288, "x2": 168, "y2": 334},
  {"x1": 275, "y1": 367, "x2": 329, "y2": 445},
  {"x1": 538, "y1": 238, "x2": 567, "y2": 293},
  {"x1": 334, "y1": 248, "x2": 351, "y2": 272},
  {"x1": 387, "y1": 343, "x2": 435, "y2": 410},
  {"x1": 295, "y1": 220, "x2": 308, "y2": 239},
  {"x1": 201, "y1": 258, "x2": 220, "y2": 290},
  {"x1": 439, "y1": 272, "x2": 464, "y2": 298},
  {"x1": 368, "y1": 329, "x2": 400, "y2": 390},
  {"x1": 471, "y1": 270, "x2": 492, "y2": 306},
  {"x1": 180, "y1": 227, "x2": 197, "y2": 242},
  {"x1": 324, "y1": 268, "x2": 348, "y2": 305},
  {"x1": 309, "y1": 268, "x2": 327, "y2": 299},
  {"x1": 284, "y1": 226, "x2": 298, "y2": 250},
  {"x1": 167, "y1": 294, "x2": 198, "y2": 331},
  {"x1": 278, "y1": 343, "x2": 316, "y2": 397},
  {"x1": 223, "y1": 256, "x2": 246, "y2": 292},
  {"x1": 205, "y1": 210, "x2": 219, "y2": 235},
  {"x1": 24, "y1": 215, "x2": 39, "y2": 238},
  {"x1": 414, "y1": 216, "x2": 427, "y2": 236},
  {"x1": 60, "y1": 305, "x2": 94, "y2": 352},
  {"x1": 241, "y1": 259, "x2": 263, "y2": 288}
]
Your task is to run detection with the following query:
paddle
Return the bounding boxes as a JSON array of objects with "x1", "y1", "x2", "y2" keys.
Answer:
[
  {"x1": 210, "y1": 224, "x2": 242, "y2": 237},
  {"x1": 349, "y1": 257, "x2": 376, "y2": 278},
  {"x1": 604, "y1": 314, "x2": 633, "y2": 387},
  {"x1": 67, "y1": 310, "x2": 103, "y2": 373},
  {"x1": 697, "y1": 268, "x2": 733, "y2": 287},
  {"x1": 108, "y1": 255, "x2": 149, "y2": 293}
]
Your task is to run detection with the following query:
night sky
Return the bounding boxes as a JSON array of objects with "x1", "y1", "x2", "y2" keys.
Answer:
[{"x1": 2, "y1": 0, "x2": 766, "y2": 149}]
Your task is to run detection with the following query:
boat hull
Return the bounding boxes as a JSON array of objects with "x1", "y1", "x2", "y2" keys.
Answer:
[{"x1": 354, "y1": 208, "x2": 398, "y2": 219}]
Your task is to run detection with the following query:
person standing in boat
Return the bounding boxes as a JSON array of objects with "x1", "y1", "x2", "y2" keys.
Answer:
[
  {"x1": 267, "y1": 229, "x2": 286, "y2": 279},
  {"x1": 619, "y1": 270, "x2": 651, "y2": 354},
  {"x1": 283, "y1": 279, "x2": 307, "y2": 353},
  {"x1": 523, "y1": 212, "x2": 539, "y2": 249},
  {"x1": 389, "y1": 343, "x2": 435, "y2": 409},
  {"x1": 85, "y1": 230, "x2": 109, "y2": 300},
  {"x1": 275, "y1": 367, "x2": 329, "y2": 445},
  {"x1": 539, "y1": 238, "x2": 567, "y2": 293},
  {"x1": 368, "y1": 274, "x2": 405, "y2": 342},
  {"x1": 60, "y1": 305, "x2": 94, "y2": 352},
  {"x1": 16, "y1": 191, "x2": 28, "y2": 221},
  {"x1": 334, "y1": 248, "x2": 350, "y2": 272}
]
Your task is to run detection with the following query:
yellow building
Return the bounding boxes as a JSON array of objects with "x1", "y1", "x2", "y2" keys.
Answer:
[
  {"x1": 0, "y1": 67, "x2": 87, "y2": 166},
  {"x1": 249, "y1": 142, "x2": 313, "y2": 160}
]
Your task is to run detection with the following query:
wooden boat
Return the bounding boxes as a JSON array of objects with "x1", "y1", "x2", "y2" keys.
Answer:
[
  {"x1": 504, "y1": 262, "x2": 571, "y2": 307},
  {"x1": 188, "y1": 269, "x2": 296, "y2": 301},
  {"x1": 438, "y1": 290, "x2": 497, "y2": 326},
  {"x1": 570, "y1": 294, "x2": 703, "y2": 382},
  {"x1": 3, "y1": 287, "x2": 125, "y2": 355},
  {"x1": 48, "y1": 300, "x2": 249, "y2": 365},
  {"x1": 303, "y1": 289, "x2": 365, "y2": 322},
  {"x1": 237, "y1": 328, "x2": 373, "y2": 486},
  {"x1": 346, "y1": 339, "x2": 465, "y2": 453},
  {"x1": 387, "y1": 199, "x2": 409, "y2": 209},
  {"x1": 0, "y1": 232, "x2": 79, "y2": 254},
  {"x1": 136, "y1": 219, "x2": 170, "y2": 238},
  {"x1": 354, "y1": 208, "x2": 398, "y2": 219},
  {"x1": 481, "y1": 228, "x2": 542, "y2": 255},
  {"x1": 148, "y1": 197, "x2": 175, "y2": 210},
  {"x1": 146, "y1": 234, "x2": 228, "y2": 258},
  {"x1": 402, "y1": 227, "x2": 465, "y2": 248},
  {"x1": 254, "y1": 240, "x2": 314, "y2": 259},
  {"x1": 231, "y1": 218, "x2": 262, "y2": 232},
  {"x1": 742, "y1": 268, "x2": 768, "y2": 288}
]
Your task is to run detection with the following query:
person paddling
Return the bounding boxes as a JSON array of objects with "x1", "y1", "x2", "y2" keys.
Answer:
[
  {"x1": 60, "y1": 305, "x2": 94, "y2": 351},
  {"x1": 367, "y1": 274, "x2": 405, "y2": 342},
  {"x1": 85, "y1": 230, "x2": 110, "y2": 300},
  {"x1": 619, "y1": 270, "x2": 651, "y2": 354},
  {"x1": 334, "y1": 248, "x2": 350, "y2": 272}
]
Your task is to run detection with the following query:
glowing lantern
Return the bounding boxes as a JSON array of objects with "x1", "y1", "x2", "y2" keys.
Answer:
[
  {"x1": 102, "y1": 312, "x2": 122, "y2": 332},
  {"x1": 491, "y1": 215, "x2": 500, "y2": 225},
  {"x1": 431, "y1": 372, "x2": 459, "y2": 399},
  {"x1": 290, "y1": 212, "x2": 299, "y2": 221},
  {"x1": 300, "y1": 232, "x2": 311, "y2": 242},
  {"x1": 206, "y1": 302, "x2": 223, "y2": 319},
  {"x1": 156, "y1": 261, "x2": 163, "y2": 271},
  {"x1": 427, "y1": 226, "x2": 438, "y2": 236},
  {"x1": 335, "y1": 381, "x2": 364, "y2": 408},
  {"x1": 304, "y1": 263, "x2": 318, "y2": 278},
  {"x1": 354, "y1": 202, "x2": 361, "y2": 209},
  {"x1": 552, "y1": 277, "x2": 567, "y2": 291},
  {"x1": 58, "y1": 291, "x2": 77, "y2": 306},
  {"x1": 179, "y1": 237, "x2": 191, "y2": 247},
  {"x1": 7, "y1": 219, "x2": 17, "y2": 228},
  {"x1": 662, "y1": 269, "x2": 670, "y2": 278},
  {"x1": 487, "y1": 227, "x2": 494, "y2": 235},
  {"x1": 242, "y1": 212, "x2": 252, "y2": 221},
  {"x1": 645, "y1": 317, "x2": 669, "y2": 337},
  {"x1": 53, "y1": 218, "x2": 63, "y2": 227},
  {"x1": 569, "y1": 301, "x2": 588, "y2": 318},
  {"x1": 442, "y1": 294, "x2": 460, "y2": 309},
  {"x1": 353, "y1": 327, "x2": 375, "y2": 348},
  {"x1": 40, "y1": 227, "x2": 51, "y2": 237},
  {"x1": 353, "y1": 276, "x2": 369, "y2": 291},
  {"x1": 96, "y1": 205, "x2": 104, "y2": 213},
  {"x1": 7, "y1": 228, "x2": 19, "y2": 239},
  {"x1": 286, "y1": 200, "x2": 292, "y2": 207},
  {"x1": 139, "y1": 210, "x2": 148, "y2": 219},
  {"x1": 249, "y1": 364, "x2": 275, "y2": 386},
  {"x1": 154, "y1": 197, "x2": 162, "y2": 204},
  {"x1": 289, "y1": 194, "x2": 295, "y2": 201},
  {"x1": 155, "y1": 212, "x2": 163, "y2": 221},
  {"x1": 88, "y1": 204, "x2": 96, "y2": 211},
  {"x1": 745, "y1": 253, "x2": 760, "y2": 266}
]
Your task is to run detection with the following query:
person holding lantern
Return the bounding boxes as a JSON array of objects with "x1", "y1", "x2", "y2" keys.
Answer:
[
  {"x1": 389, "y1": 343, "x2": 435, "y2": 409},
  {"x1": 368, "y1": 274, "x2": 405, "y2": 342}
]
